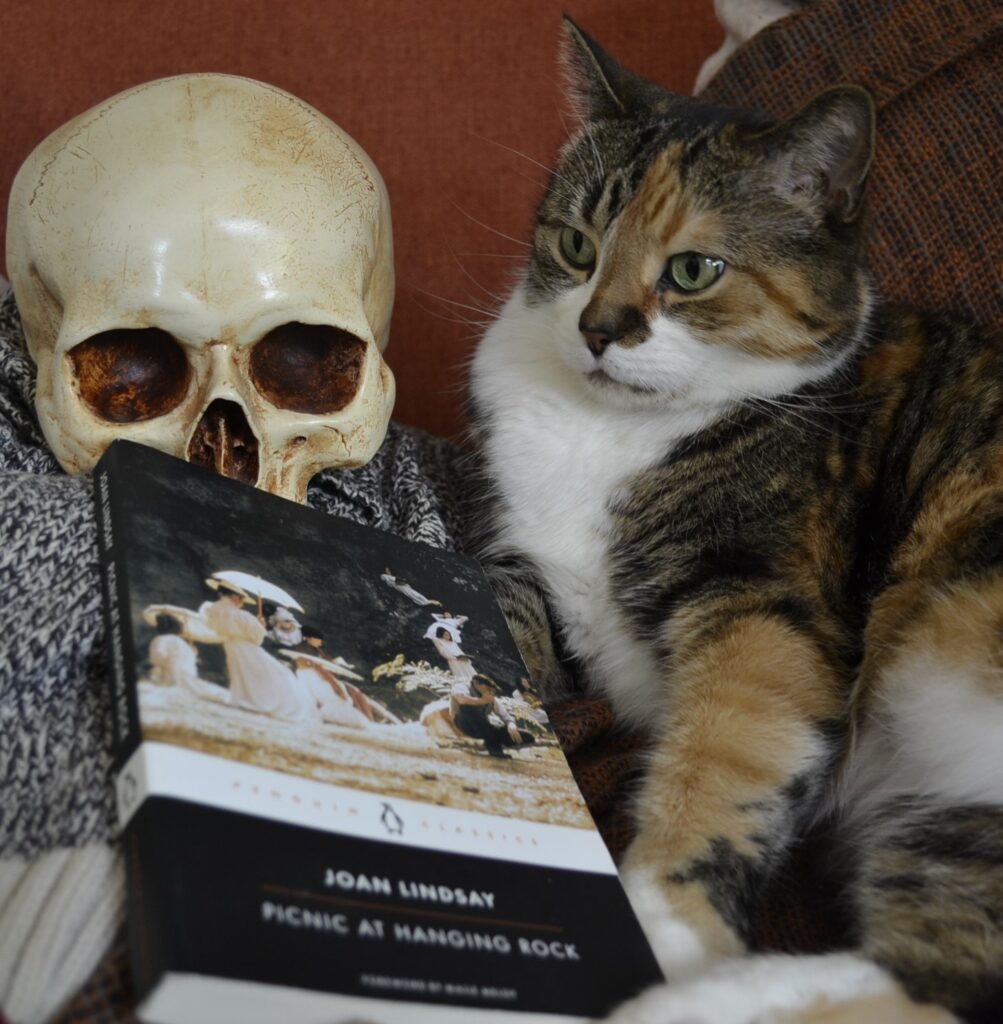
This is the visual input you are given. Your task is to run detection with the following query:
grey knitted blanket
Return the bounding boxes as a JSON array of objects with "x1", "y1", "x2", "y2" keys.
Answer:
[{"x1": 0, "y1": 287, "x2": 468, "y2": 1019}]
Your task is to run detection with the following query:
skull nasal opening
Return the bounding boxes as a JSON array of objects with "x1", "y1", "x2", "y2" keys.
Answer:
[
  {"x1": 249, "y1": 322, "x2": 367, "y2": 414},
  {"x1": 187, "y1": 398, "x2": 259, "y2": 486}
]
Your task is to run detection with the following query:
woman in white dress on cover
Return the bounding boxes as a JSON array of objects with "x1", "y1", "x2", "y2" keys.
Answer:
[
  {"x1": 147, "y1": 614, "x2": 230, "y2": 703},
  {"x1": 201, "y1": 584, "x2": 318, "y2": 723}
]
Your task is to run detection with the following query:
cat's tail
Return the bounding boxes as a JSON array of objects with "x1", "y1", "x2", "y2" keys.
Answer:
[{"x1": 846, "y1": 800, "x2": 1003, "y2": 1024}]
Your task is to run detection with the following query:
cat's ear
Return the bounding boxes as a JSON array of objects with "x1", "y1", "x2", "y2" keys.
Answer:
[
  {"x1": 559, "y1": 16, "x2": 676, "y2": 122},
  {"x1": 752, "y1": 86, "x2": 876, "y2": 223}
]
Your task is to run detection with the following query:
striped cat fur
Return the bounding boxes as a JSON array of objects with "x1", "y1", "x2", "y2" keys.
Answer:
[{"x1": 468, "y1": 18, "x2": 1003, "y2": 1024}]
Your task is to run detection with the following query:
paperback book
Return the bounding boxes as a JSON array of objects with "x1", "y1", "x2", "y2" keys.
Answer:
[{"x1": 94, "y1": 440, "x2": 661, "y2": 1023}]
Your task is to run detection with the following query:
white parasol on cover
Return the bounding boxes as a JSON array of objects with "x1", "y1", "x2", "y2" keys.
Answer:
[
  {"x1": 206, "y1": 571, "x2": 304, "y2": 613},
  {"x1": 278, "y1": 650, "x2": 364, "y2": 681},
  {"x1": 142, "y1": 604, "x2": 222, "y2": 644}
]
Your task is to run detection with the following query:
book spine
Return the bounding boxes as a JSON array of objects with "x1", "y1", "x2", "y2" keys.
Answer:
[{"x1": 93, "y1": 444, "x2": 141, "y2": 771}]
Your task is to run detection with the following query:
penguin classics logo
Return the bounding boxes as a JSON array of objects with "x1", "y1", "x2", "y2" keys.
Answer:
[
  {"x1": 380, "y1": 802, "x2": 404, "y2": 836},
  {"x1": 120, "y1": 771, "x2": 139, "y2": 814}
]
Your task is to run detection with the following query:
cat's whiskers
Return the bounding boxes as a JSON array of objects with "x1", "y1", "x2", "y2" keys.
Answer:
[
  {"x1": 660, "y1": 358, "x2": 846, "y2": 443},
  {"x1": 752, "y1": 391, "x2": 876, "y2": 413},
  {"x1": 436, "y1": 370, "x2": 476, "y2": 399},
  {"x1": 446, "y1": 246, "x2": 511, "y2": 305},
  {"x1": 662, "y1": 339, "x2": 877, "y2": 440},
  {"x1": 582, "y1": 121, "x2": 606, "y2": 183},
  {"x1": 554, "y1": 97, "x2": 573, "y2": 139},
  {"x1": 505, "y1": 162, "x2": 561, "y2": 196},
  {"x1": 406, "y1": 292, "x2": 496, "y2": 332},
  {"x1": 466, "y1": 129, "x2": 575, "y2": 189},
  {"x1": 410, "y1": 306, "x2": 492, "y2": 331},
  {"x1": 455, "y1": 251, "x2": 527, "y2": 260},
  {"x1": 745, "y1": 393, "x2": 875, "y2": 448},
  {"x1": 546, "y1": 82, "x2": 607, "y2": 195},
  {"x1": 540, "y1": 178, "x2": 587, "y2": 210},
  {"x1": 405, "y1": 282, "x2": 498, "y2": 319},
  {"x1": 465, "y1": 123, "x2": 591, "y2": 211},
  {"x1": 447, "y1": 199, "x2": 531, "y2": 249}
]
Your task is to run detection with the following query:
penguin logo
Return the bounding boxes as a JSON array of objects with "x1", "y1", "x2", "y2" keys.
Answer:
[
  {"x1": 380, "y1": 802, "x2": 404, "y2": 836},
  {"x1": 120, "y1": 771, "x2": 138, "y2": 813}
]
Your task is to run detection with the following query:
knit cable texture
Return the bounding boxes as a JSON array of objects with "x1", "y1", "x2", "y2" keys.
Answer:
[{"x1": 0, "y1": 287, "x2": 468, "y2": 1021}]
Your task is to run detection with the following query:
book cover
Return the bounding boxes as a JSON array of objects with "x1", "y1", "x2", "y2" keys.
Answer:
[{"x1": 93, "y1": 440, "x2": 661, "y2": 1023}]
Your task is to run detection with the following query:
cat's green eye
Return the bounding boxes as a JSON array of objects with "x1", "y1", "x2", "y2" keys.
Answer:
[
  {"x1": 558, "y1": 226, "x2": 597, "y2": 271},
  {"x1": 664, "y1": 252, "x2": 726, "y2": 293}
]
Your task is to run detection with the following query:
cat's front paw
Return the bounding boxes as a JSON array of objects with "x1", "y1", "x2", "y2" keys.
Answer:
[
  {"x1": 600, "y1": 952, "x2": 956, "y2": 1024},
  {"x1": 620, "y1": 845, "x2": 748, "y2": 985},
  {"x1": 619, "y1": 864, "x2": 711, "y2": 983},
  {"x1": 508, "y1": 622, "x2": 576, "y2": 702}
]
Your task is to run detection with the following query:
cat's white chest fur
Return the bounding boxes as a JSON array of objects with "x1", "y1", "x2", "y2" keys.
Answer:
[{"x1": 472, "y1": 289, "x2": 703, "y2": 723}]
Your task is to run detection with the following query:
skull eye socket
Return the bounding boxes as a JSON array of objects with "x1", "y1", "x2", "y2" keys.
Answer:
[
  {"x1": 69, "y1": 328, "x2": 190, "y2": 423},
  {"x1": 249, "y1": 322, "x2": 367, "y2": 415}
]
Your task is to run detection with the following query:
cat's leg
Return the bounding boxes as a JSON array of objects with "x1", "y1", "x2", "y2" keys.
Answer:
[
  {"x1": 602, "y1": 951, "x2": 957, "y2": 1024},
  {"x1": 841, "y1": 575, "x2": 1003, "y2": 1020},
  {"x1": 482, "y1": 554, "x2": 579, "y2": 700},
  {"x1": 619, "y1": 607, "x2": 846, "y2": 980},
  {"x1": 462, "y1": 446, "x2": 579, "y2": 700}
]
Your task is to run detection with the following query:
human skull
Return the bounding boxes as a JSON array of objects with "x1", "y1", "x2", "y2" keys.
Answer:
[{"x1": 6, "y1": 73, "x2": 395, "y2": 502}]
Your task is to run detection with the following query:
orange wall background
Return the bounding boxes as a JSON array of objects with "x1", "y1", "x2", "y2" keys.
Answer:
[{"x1": 3, "y1": 1, "x2": 722, "y2": 439}]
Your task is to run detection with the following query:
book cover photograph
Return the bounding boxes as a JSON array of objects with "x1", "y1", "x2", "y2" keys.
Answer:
[
  {"x1": 94, "y1": 440, "x2": 660, "y2": 1023},
  {"x1": 105, "y1": 443, "x2": 585, "y2": 829}
]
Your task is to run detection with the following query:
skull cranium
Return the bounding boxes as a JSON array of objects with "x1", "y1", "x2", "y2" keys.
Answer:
[{"x1": 6, "y1": 73, "x2": 396, "y2": 502}]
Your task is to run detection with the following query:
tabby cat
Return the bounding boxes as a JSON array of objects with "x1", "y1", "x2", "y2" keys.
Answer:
[{"x1": 468, "y1": 18, "x2": 1003, "y2": 1024}]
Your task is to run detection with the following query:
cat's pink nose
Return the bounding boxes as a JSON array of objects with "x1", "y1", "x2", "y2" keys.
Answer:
[{"x1": 582, "y1": 329, "x2": 613, "y2": 357}]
